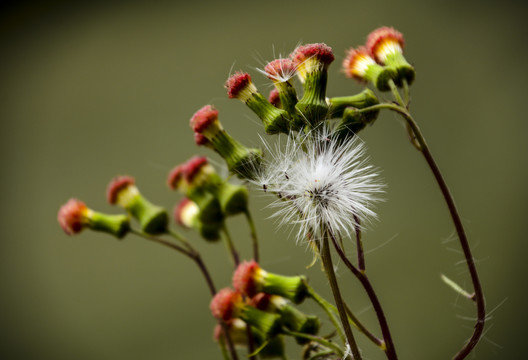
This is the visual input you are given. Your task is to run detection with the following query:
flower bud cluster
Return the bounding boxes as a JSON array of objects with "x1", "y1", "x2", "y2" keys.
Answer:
[
  {"x1": 343, "y1": 27, "x2": 415, "y2": 91},
  {"x1": 210, "y1": 260, "x2": 318, "y2": 346},
  {"x1": 168, "y1": 156, "x2": 249, "y2": 241}
]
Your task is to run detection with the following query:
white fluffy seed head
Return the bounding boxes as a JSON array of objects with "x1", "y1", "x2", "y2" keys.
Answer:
[{"x1": 253, "y1": 125, "x2": 384, "y2": 244}]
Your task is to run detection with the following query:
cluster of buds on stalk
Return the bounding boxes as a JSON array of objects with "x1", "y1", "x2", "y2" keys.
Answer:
[
  {"x1": 211, "y1": 260, "x2": 320, "y2": 355},
  {"x1": 57, "y1": 26, "x2": 483, "y2": 360},
  {"x1": 343, "y1": 27, "x2": 415, "y2": 91},
  {"x1": 168, "y1": 155, "x2": 249, "y2": 241}
]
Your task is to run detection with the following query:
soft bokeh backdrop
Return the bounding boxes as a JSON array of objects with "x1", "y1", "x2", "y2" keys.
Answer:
[{"x1": 1, "y1": 0, "x2": 526, "y2": 359}]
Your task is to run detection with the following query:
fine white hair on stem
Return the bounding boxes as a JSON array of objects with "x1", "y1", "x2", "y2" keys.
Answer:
[{"x1": 252, "y1": 125, "x2": 385, "y2": 245}]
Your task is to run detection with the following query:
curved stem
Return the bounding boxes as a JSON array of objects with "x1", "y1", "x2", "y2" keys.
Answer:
[
  {"x1": 222, "y1": 224, "x2": 240, "y2": 267},
  {"x1": 344, "y1": 303, "x2": 384, "y2": 349},
  {"x1": 353, "y1": 214, "x2": 365, "y2": 272},
  {"x1": 168, "y1": 229, "x2": 197, "y2": 255},
  {"x1": 360, "y1": 102, "x2": 486, "y2": 358},
  {"x1": 388, "y1": 79, "x2": 404, "y2": 107},
  {"x1": 244, "y1": 210, "x2": 260, "y2": 262},
  {"x1": 392, "y1": 109, "x2": 485, "y2": 360},
  {"x1": 320, "y1": 229, "x2": 362, "y2": 360},
  {"x1": 130, "y1": 230, "x2": 239, "y2": 360},
  {"x1": 282, "y1": 328, "x2": 344, "y2": 357},
  {"x1": 329, "y1": 232, "x2": 397, "y2": 360},
  {"x1": 305, "y1": 282, "x2": 346, "y2": 344}
]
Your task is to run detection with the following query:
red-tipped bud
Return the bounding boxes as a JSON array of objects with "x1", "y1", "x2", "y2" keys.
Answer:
[
  {"x1": 225, "y1": 71, "x2": 254, "y2": 100},
  {"x1": 183, "y1": 156, "x2": 209, "y2": 183},
  {"x1": 264, "y1": 59, "x2": 296, "y2": 83},
  {"x1": 210, "y1": 288, "x2": 242, "y2": 321},
  {"x1": 194, "y1": 132, "x2": 210, "y2": 146},
  {"x1": 173, "y1": 198, "x2": 198, "y2": 227},
  {"x1": 58, "y1": 198, "x2": 88, "y2": 235},
  {"x1": 107, "y1": 176, "x2": 135, "y2": 204},
  {"x1": 167, "y1": 165, "x2": 185, "y2": 190},
  {"x1": 233, "y1": 260, "x2": 261, "y2": 297},
  {"x1": 342, "y1": 46, "x2": 376, "y2": 81},
  {"x1": 366, "y1": 27, "x2": 405, "y2": 63},
  {"x1": 291, "y1": 43, "x2": 334, "y2": 68},
  {"x1": 268, "y1": 89, "x2": 281, "y2": 108},
  {"x1": 250, "y1": 293, "x2": 272, "y2": 311},
  {"x1": 190, "y1": 105, "x2": 219, "y2": 133}
]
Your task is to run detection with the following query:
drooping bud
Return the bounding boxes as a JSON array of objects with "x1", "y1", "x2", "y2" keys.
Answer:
[
  {"x1": 190, "y1": 105, "x2": 262, "y2": 180},
  {"x1": 210, "y1": 288, "x2": 282, "y2": 336},
  {"x1": 262, "y1": 59, "x2": 301, "y2": 128},
  {"x1": 107, "y1": 176, "x2": 168, "y2": 234},
  {"x1": 58, "y1": 198, "x2": 129, "y2": 238},
  {"x1": 342, "y1": 46, "x2": 398, "y2": 91},
  {"x1": 233, "y1": 260, "x2": 308, "y2": 304},
  {"x1": 225, "y1": 72, "x2": 290, "y2": 134},
  {"x1": 366, "y1": 26, "x2": 415, "y2": 85},
  {"x1": 291, "y1": 43, "x2": 334, "y2": 125},
  {"x1": 251, "y1": 293, "x2": 320, "y2": 344}
]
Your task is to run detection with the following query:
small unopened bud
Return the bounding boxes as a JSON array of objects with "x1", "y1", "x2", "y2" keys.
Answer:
[
  {"x1": 343, "y1": 46, "x2": 398, "y2": 91},
  {"x1": 291, "y1": 43, "x2": 334, "y2": 125},
  {"x1": 171, "y1": 156, "x2": 248, "y2": 217},
  {"x1": 366, "y1": 26, "x2": 415, "y2": 85},
  {"x1": 58, "y1": 198, "x2": 129, "y2": 238},
  {"x1": 210, "y1": 288, "x2": 281, "y2": 336},
  {"x1": 251, "y1": 293, "x2": 320, "y2": 344},
  {"x1": 107, "y1": 176, "x2": 168, "y2": 234},
  {"x1": 167, "y1": 165, "x2": 187, "y2": 192},
  {"x1": 233, "y1": 260, "x2": 308, "y2": 304},
  {"x1": 268, "y1": 89, "x2": 281, "y2": 108},
  {"x1": 190, "y1": 105, "x2": 262, "y2": 180},
  {"x1": 173, "y1": 198, "x2": 221, "y2": 242},
  {"x1": 225, "y1": 72, "x2": 290, "y2": 134},
  {"x1": 262, "y1": 59, "x2": 301, "y2": 128}
]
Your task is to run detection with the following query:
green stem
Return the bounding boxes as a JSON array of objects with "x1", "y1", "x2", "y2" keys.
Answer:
[
  {"x1": 388, "y1": 79, "x2": 404, "y2": 107},
  {"x1": 244, "y1": 210, "x2": 260, "y2": 262},
  {"x1": 168, "y1": 229, "x2": 194, "y2": 253},
  {"x1": 282, "y1": 328, "x2": 344, "y2": 357},
  {"x1": 305, "y1": 282, "x2": 346, "y2": 344},
  {"x1": 402, "y1": 79, "x2": 410, "y2": 108},
  {"x1": 218, "y1": 337, "x2": 231, "y2": 360},
  {"x1": 353, "y1": 214, "x2": 365, "y2": 272},
  {"x1": 344, "y1": 303, "x2": 384, "y2": 349},
  {"x1": 358, "y1": 102, "x2": 486, "y2": 358},
  {"x1": 130, "y1": 230, "x2": 239, "y2": 360},
  {"x1": 329, "y1": 232, "x2": 397, "y2": 360},
  {"x1": 307, "y1": 350, "x2": 335, "y2": 360},
  {"x1": 320, "y1": 229, "x2": 361, "y2": 360},
  {"x1": 389, "y1": 107, "x2": 485, "y2": 360},
  {"x1": 307, "y1": 281, "x2": 383, "y2": 348},
  {"x1": 222, "y1": 224, "x2": 240, "y2": 267}
]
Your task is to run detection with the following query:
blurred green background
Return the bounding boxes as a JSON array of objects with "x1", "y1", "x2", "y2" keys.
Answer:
[{"x1": 1, "y1": 0, "x2": 526, "y2": 359}]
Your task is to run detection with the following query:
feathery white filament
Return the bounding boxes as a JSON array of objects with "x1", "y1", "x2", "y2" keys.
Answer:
[{"x1": 254, "y1": 126, "x2": 384, "y2": 244}]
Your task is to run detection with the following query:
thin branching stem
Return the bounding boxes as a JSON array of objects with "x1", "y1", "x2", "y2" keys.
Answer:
[
  {"x1": 282, "y1": 328, "x2": 345, "y2": 357},
  {"x1": 320, "y1": 228, "x2": 362, "y2": 360},
  {"x1": 130, "y1": 230, "x2": 239, "y2": 360},
  {"x1": 357, "y1": 102, "x2": 486, "y2": 359},
  {"x1": 244, "y1": 210, "x2": 260, "y2": 262},
  {"x1": 353, "y1": 214, "x2": 365, "y2": 272},
  {"x1": 221, "y1": 224, "x2": 240, "y2": 267},
  {"x1": 329, "y1": 231, "x2": 398, "y2": 360}
]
